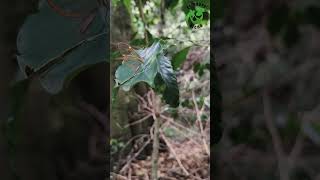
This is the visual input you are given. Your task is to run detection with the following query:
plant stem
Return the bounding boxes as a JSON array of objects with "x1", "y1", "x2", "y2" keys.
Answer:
[
  {"x1": 151, "y1": 90, "x2": 159, "y2": 180},
  {"x1": 137, "y1": 0, "x2": 149, "y2": 45},
  {"x1": 192, "y1": 91, "x2": 209, "y2": 156},
  {"x1": 158, "y1": 0, "x2": 165, "y2": 36},
  {"x1": 262, "y1": 89, "x2": 289, "y2": 180}
]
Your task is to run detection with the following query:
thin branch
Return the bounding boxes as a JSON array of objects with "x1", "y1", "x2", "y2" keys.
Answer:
[
  {"x1": 262, "y1": 89, "x2": 289, "y2": 180},
  {"x1": 128, "y1": 167, "x2": 132, "y2": 180},
  {"x1": 160, "y1": 131, "x2": 190, "y2": 176},
  {"x1": 124, "y1": 114, "x2": 152, "y2": 128},
  {"x1": 162, "y1": 122, "x2": 202, "y2": 147},
  {"x1": 288, "y1": 132, "x2": 304, "y2": 168},
  {"x1": 119, "y1": 138, "x2": 151, "y2": 174},
  {"x1": 111, "y1": 172, "x2": 128, "y2": 180},
  {"x1": 262, "y1": 90, "x2": 285, "y2": 160},
  {"x1": 151, "y1": 90, "x2": 160, "y2": 180},
  {"x1": 115, "y1": 134, "x2": 149, "y2": 171},
  {"x1": 160, "y1": 114, "x2": 200, "y2": 135},
  {"x1": 192, "y1": 91, "x2": 210, "y2": 156},
  {"x1": 137, "y1": 0, "x2": 149, "y2": 45}
]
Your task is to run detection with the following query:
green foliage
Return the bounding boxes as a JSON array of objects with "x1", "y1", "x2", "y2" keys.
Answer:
[
  {"x1": 130, "y1": 30, "x2": 155, "y2": 47},
  {"x1": 17, "y1": 0, "x2": 108, "y2": 94},
  {"x1": 193, "y1": 62, "x2": 209, "y2": 76},
  {"x1": 165, "y1": 0, "x2": 179, "y2": 9},
  {"x1": 163, "y1": 127, "x2": 176, "y2": 137},
  {"x1": 172, "y1": 46, "x2": 190, "y2": 70},
  {"x1": 181, "y1": 99, "x2": 193, "y2": 108},
  {"x1": 112, "y1": 86, "x2": 120, "y2": 105},
  {"x1": 123, "y1": 0, "x2": 132, "y2": 15},
  {"x1": 279, "y1": 113, "x2": 301, "y2": 143},
  {"x1": 115, "y1": 41, "x2": 179, "y2": 107},
  {"x1": 110, "y1": 139, "x2": 125, "y2": 155}
]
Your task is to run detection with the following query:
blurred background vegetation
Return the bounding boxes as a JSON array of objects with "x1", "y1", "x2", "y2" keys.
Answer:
[{"x1": 214, "y1": 0, "x2": 320, "y2": 179}]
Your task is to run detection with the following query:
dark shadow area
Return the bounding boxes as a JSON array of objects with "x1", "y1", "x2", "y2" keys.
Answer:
[
  {"x1": 0, "y1": 1, "x2": 109, "y2": 180},
  {"x1": 214, "y1": 0, "x2": 320, "y2": 179}
]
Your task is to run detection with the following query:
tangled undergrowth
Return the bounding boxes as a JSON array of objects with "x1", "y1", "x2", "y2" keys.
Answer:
[{"x1": 111, "y1": 47, "x2": 210, "y2": 180}]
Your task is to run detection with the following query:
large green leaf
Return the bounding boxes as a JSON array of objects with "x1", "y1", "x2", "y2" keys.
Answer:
[
  {"x1": 172, "y1": 46, "x2": 190, "y2": 70},
  {"x1": 157, "y1": 54, "x2": 179, "y2": 107},
  {"x1": 17, "y1": 0, "x2": 108, "y2": 94},
  {"x1": 115, "y1": 42, "x2": 179, "y2": 107}
]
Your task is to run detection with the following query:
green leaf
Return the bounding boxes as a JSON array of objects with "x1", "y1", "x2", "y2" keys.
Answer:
[
  {"x1": 157, "y1": 54, "x2": 179, "y2": 107},
  {"x1": 130, "y1": 30, "x2": 154, "y2": 47},
  {"x1": 17, "y1": 0, "x2": 108, "y2": 94},
  {"x1": 115, "y1": 42, "x2": 161, "y2": 90},
  {"x1": 172, "y1": 46, "x2": 190, "y2": 70},
  {"x1": 165, "y1": 0, "x2": 179, "y2": 9},
  {"x1": 115, "y1": 42, "x2": 179, "y2": 107},
  {"x1": 112, "y1": 0, "x2": 121, "y2": 7},
  {"x1": 123, "y1": 0, "x2": 132, "y2": 14},
  {"x1": 193, "y1": 62, "x2": 209, "y2": 76}
]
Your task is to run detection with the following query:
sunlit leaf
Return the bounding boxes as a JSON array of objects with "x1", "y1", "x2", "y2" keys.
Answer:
[{"x1": 115, "y1": 42, "x2": 179, "y2": 107}]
